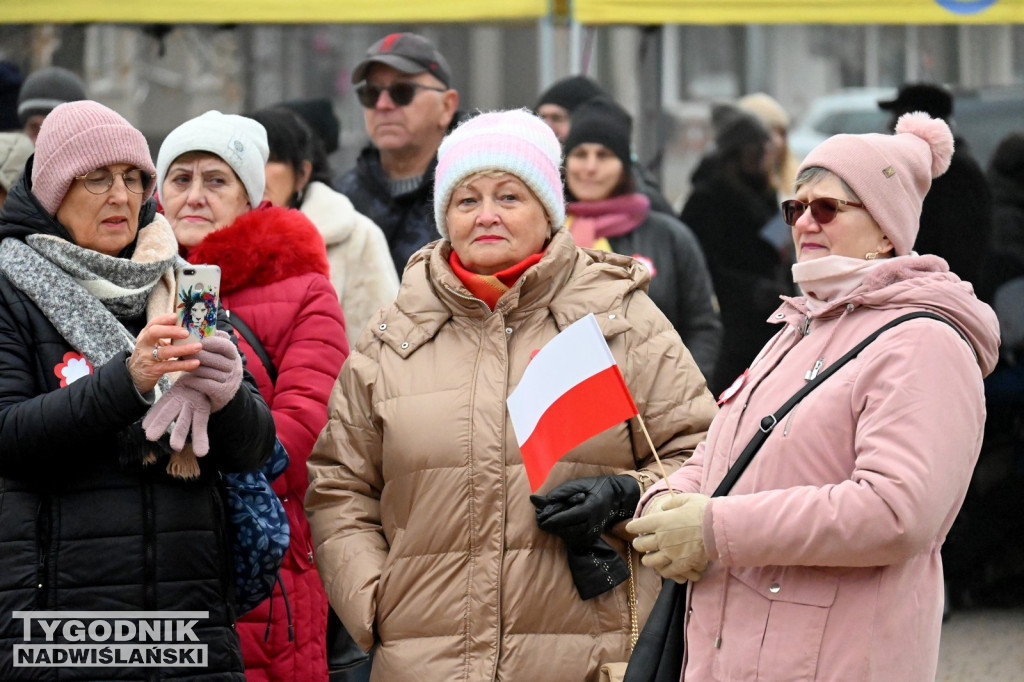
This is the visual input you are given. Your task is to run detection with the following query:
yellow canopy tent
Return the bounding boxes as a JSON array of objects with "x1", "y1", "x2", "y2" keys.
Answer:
[
  {"x1": 0, "y1": 0, "x2": 548, "y2": 24},
  {"x1": 572, "y1": 0, "x2": 1024, "y2": 25}
]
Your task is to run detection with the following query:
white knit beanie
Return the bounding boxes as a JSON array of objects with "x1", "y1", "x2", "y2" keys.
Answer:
[
  {"x1": 156, "y1": 110, "x2": 269, "y2": 209},
  {"x1": 433, "y1": 109, "x2": 565, "y2": 240}
]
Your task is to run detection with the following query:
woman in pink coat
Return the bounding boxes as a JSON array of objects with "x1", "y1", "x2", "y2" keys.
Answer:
[{"x1": 628, "y1": 113, "x2": 1000, "y2": 681}]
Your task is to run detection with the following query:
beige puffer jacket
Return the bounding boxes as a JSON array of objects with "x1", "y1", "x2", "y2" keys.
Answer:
[{"x1": 306, "y1": 229, "x2": 717, "y2": 681}]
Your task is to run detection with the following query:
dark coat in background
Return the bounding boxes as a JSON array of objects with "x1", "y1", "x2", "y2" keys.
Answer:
[
  {"x1": 681, "y1": 156, "x2": 791, "y2": 396},
  {"x1": 335, "y1": 113, "x2": 463, "y2": 276},
  {"x1": 914, "y1": 137, "x2": 992, "y2": 287},
  {"x1": 599, "y1": 209, "x2": 721, "y2": 381}
]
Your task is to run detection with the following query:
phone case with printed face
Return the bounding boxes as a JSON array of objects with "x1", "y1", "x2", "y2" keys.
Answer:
[{"x1": 173, "y1": 264, "x2": 221, "y2": 345}]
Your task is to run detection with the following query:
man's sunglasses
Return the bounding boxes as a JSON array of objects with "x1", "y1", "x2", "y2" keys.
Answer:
[
  {"x1": 355, "y1": 82, "x2": 447, "y2": 109},
  {"x1": 781, "y1": 197, "x2": 866, "y2": 226}
]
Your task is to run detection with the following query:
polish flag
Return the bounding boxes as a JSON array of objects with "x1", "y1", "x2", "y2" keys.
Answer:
[{"x1": 508, "y1": 313, "x2": 638, "y2": 492}]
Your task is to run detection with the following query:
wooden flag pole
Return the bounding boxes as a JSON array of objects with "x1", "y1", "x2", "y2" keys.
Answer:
[{"x1": 635, "y1": 414, "x2": 676, "y2": 495}]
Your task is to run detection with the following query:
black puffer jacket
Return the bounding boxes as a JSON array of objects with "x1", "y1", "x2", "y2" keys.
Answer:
[
  {"x1": 334, "y1": 112, "x2": 463, "y2": 276},
  {"x1": 0, "y1": 168, "x2": 277, "y2": 680},
  {"x1": 603, "y1": 210, "x2": 721, "y2": 380}
]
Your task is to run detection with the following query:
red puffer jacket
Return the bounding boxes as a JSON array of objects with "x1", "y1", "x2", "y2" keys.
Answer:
[{"x1": 185, "y1": 205, "x2": 349, "y2": 682}]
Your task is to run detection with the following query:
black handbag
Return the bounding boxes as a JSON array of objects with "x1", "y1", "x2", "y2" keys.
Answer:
[
  {"x1": 623, "y1": 311, "x2": 957, "y2": 681},
  {"x1": 327, "y1": 609, "x2": 371, "y2": 680}
]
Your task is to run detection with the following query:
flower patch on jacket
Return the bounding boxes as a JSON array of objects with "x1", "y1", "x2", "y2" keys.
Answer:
[{"x1": 53, "y1": 351, "x2": 93, "y2": 387}]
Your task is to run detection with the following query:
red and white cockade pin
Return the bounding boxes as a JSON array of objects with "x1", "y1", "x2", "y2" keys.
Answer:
[
  {"x1": 53, "y1": 351, "x2": 93, "y2": 387},
  {"x1": 631, "y1": 254, "x2": 657, "y2": 278},
  {"x1": 717, "y1": 369, "x2": 749, "y2": 406}
]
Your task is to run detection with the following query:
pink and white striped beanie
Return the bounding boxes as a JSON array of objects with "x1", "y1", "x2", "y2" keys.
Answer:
[
  {"x1": 433, "y1": 109, "x2": 565, "y2": 239},
  {"x1": 32, "y1": 100, "x2": 156, "y2": 215}
]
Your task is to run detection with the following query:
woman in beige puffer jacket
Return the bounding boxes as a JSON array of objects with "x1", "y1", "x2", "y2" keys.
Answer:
[{"x1": 306, "y1": 109, "x2": 716, "y2": 681}]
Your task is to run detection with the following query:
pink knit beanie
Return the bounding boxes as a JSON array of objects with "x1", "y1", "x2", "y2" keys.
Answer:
[
  {"x1": 31, "y1": 100, "x2": 156, "y2": 215},
  {"x1": 434, "y1": 109, "x2": 565, "y2": 239},
  {"x1": 798, "y1": 112, "x2": 954, "y2": 256}
]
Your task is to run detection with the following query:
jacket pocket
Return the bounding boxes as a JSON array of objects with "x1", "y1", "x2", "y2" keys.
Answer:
[{"x1": 715, "y1": 566, "x2": 839, "y2": 681}]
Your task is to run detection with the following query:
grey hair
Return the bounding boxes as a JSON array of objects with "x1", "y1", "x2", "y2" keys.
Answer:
[{"x1": 794, "y1": 166, "x2": 861, "y2": 202}]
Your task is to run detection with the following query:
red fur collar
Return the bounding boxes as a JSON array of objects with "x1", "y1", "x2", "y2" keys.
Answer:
[{"x1": 183, "y1": 205, "x2": 330, "y2": 294}]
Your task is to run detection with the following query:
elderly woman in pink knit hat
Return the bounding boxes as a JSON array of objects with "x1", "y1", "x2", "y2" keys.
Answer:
[
  {"x1": 306, "y1": 109, "x2": 717, "y2": 681},
  {"x1": 628, "y1": 113, "x2": 1001, "y2": 681},
  {"x1": 0, "y1": 100, "x2": 275, "y2": 678}
]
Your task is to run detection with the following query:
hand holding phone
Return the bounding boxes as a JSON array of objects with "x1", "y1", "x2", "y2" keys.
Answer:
[{"x1": 173, "y1": 264, "x2": 221, "y2": 346}]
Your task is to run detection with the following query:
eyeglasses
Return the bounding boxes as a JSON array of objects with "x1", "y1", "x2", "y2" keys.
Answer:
[
  {"x1": 355, "y1": 81, "x2": 447, "y2": 109},
  {"x1": 74, "y1": 168, "x2": 151, "y2": 195},
  {"x1": 781, "y1": 197, "x2": 866, "y2": 226}
]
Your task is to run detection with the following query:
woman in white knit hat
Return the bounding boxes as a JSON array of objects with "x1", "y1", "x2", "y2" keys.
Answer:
[
  {"x1": 628, "y1": 113, "x2": 1000, "y2": 681},
  {"x1": 157, "y1": 110, "x2": 348, "y2": 682},
  {"x1": 0, "y1": 100, "x2": 276, "y2": 679},
  {"x1": 305, "y1": 108, "x2": 717, "y2": 681}
]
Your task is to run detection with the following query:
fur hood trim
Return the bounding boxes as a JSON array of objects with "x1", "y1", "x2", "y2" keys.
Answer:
[{"x1": 184, "y1": 205, "x2": 329, "y2": 294}]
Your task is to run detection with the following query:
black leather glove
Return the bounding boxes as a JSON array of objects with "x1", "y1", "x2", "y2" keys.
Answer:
[
  {"x1": 566, "y1": 539, "x2": 631, "y2": 600},
  {"x1": 530, "y1": 475, "x2": 641, "y2": 549}
]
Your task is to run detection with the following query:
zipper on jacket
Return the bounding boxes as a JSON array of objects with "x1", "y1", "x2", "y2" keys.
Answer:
[
  {"x1": 35, "y1": 497, "x2": 52, "y2": 606},
  {"x1": 442, "y1": 283, "x2": 492, "y2": 313},
  {"x1": 800, "y1": 315, "x2": 811, "y2": 336}
]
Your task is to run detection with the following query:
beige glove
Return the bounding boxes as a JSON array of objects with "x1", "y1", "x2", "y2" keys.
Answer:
[{"x1": 627, "y1": 493, "x2": 711, "y2": 584}]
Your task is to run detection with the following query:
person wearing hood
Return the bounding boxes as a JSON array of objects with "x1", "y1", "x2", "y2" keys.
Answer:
[
  {"x1": 563, "y1": 96, "x2": 721, "y2": 380},
  {"x1": 0, "y1": 101, "x2": 275, "y2": 679},
  {"x1": 249, "y1": 106, "x2": 398, "y2": 346},
  {"x1": 306, "y1": 109, "x2": 717, "y2": 681},
  {"x1": 628, "y1": 113, "x2": 1000, "y2": 681},
  {"x1": 157, "y1": 110, "x2": 349, "y2": 682}
]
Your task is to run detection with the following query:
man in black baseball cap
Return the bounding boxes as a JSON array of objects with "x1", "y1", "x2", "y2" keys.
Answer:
[
  {"x1": 351, "y1": 32, "x2": 452, "y2": 90},
  {"x1": 337, "y1": 32, "x2": 460, "y2": 275}
]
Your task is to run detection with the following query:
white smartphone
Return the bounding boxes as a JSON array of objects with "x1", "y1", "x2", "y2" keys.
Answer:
[{"x1": 173, "y1": 264, "x2": 221, "y2": 345}]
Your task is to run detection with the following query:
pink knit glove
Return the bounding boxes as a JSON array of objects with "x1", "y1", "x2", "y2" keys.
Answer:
[
  {"x1": 176, "y1": 330, "x2": 243, "y2": 412},
  {"x1": 142, "y1": 383, "x2": 212, "y2": 456}
]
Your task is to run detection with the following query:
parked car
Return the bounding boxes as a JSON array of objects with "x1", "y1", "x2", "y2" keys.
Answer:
[
  {"x1": 789, "y1": 85, "x2": 1024, "y2": 169},
  {"x1": 788, "y1": 87, "x2": 896, "y2": 160}
]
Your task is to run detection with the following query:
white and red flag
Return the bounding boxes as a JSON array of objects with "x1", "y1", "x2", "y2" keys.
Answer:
[{"x1": 507, "y1": 313, "x2": 638, "y2": 492}]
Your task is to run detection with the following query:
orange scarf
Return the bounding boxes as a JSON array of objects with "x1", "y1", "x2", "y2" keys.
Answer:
[{"x1": 449, "y1": 250, "x2": 544, "y2": 311}]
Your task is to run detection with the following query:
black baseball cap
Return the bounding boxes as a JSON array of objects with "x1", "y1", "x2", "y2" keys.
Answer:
[
  {"x1": 351, "y1": 33, "x2": 452, "y2": 88},
  {"x1": 878, "y1": 83, "x2": 953, "y2": 119}
]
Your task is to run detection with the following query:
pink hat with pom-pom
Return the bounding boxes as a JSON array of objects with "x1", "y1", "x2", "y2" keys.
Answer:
[{"x1": 798, "y1": 111, "x2": 954, "y2": 256}]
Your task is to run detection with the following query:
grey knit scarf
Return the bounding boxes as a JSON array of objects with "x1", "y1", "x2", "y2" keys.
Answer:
[{"x1": 0, "y1": 214, "x2": 180, "y2": 397}]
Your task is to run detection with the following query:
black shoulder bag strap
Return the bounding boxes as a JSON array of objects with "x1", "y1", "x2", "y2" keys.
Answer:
[
  {"x1": 227, "y1": 310, "x2": 278, "y2": 386},
  {"x1": 712, "y1": 310, "x2": 959, "y2": 497},
  {"x1": 624, "y1": 310, "x2": 961, "y2": 682}
]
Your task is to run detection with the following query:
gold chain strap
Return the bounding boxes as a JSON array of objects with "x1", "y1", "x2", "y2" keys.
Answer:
[{"x1": 626, "y1": 545, "x2": 638, "y2": 650}]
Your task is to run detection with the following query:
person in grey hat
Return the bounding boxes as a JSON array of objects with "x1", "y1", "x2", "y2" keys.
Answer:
[
  {"x1": 336, "y1": 32, "x2": 460, "y2": 276},
  {"x1": 17, "y1": 66, "x2": 86, "y2": 143}
]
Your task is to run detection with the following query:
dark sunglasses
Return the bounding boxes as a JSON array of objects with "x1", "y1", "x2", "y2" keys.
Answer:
[
  {"x1": 355, "y1": 81, "x2": 447, "y2": 108},
  {"x1": 781, "y1": 197, "x2": 866, "y2": 226}
]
